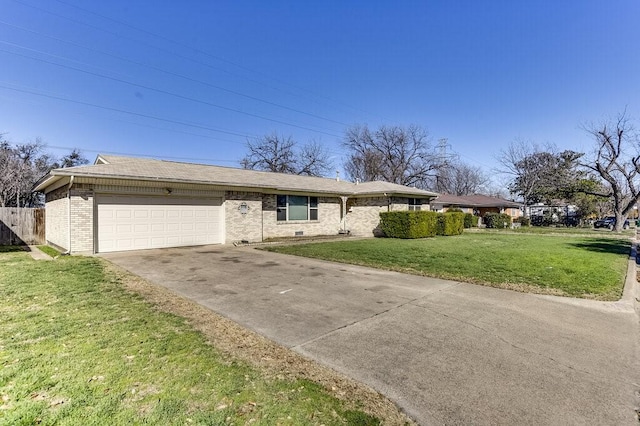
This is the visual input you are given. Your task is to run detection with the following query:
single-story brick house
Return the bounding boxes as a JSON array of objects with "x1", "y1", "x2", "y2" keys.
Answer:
[
  {"x1": 430, "y1": 194, "x2": 523, "y2": 220},
  {"x1": 34, "y1": 155, "x2": 438, "y2": 254}
]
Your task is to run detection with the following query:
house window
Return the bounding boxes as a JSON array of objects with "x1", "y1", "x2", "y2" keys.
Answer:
[
  {"x1": 408, "y1": 198, "x2": 421, "y2": 211},
  {"x1": 277, "y1": 195, "x2": 318, "y2": 221}
]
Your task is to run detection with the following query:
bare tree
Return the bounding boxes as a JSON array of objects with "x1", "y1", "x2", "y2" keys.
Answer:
[
  {"x1": 0, "y1": 138, "x2": 47, "y2": 207},
  {"x1": 240, "y1": 133, "x2": 332, "y2": 177},
  {"x1": 496, "y1": 140, "x2": 585, "y2": 216},
  {"x1": 51, "y1": 148, "x2": 89, "y2": 169},
  {"x1": 581, "y1": 112, "x2": 640, "y2": 231},
  {"x1": 0, "y1": 136, "x2": 88, "y2": 207},
  {"x1": 343, "y1": 124, "x2": 441, "y2": 188},
  {"x1": 0, "y1": 139, "x2": 18, "y2": 207},
  {"x1": 496, "y1": 140, "x2": 540, "y2": 215},
  {"x1": 435, "y1": 161, "x2": 489, "y2": 195}
]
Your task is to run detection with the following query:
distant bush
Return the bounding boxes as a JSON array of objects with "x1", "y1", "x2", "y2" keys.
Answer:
[
  {"x1": 483, "y1": 212, "x2": 512, "y2": 229},
  {"x1": 515, "y1": 216, "x2": 530, "y2": 226},
  {"x1": 379, "y1": 211, "x2": 463, "y2": 238},
  {"x1": 447, "y1": 207, "x2": 463, "y2": 213},
  {"x1": 463, "y1": 213, "x2": 479, "y2": 228}
]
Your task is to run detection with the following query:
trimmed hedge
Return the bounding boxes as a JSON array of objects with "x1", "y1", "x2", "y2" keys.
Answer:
[
  {"x1": 514, "y1": 216, "x2": 530, "y2": 226},
  {"x1": 463, "y1": 213, "x2": 479, "y2": 228},
  {"x1": 438, "y1": 212, "x2": 465, "y2": 236},
  {"x1": 379, "y1": 211, "x2": 463, "y2": 238},
  {"x1": 483, "y1": 212, "x2": 512, "y2": 229},
  {"x1": 379, "y1": 211, "x2": 438, "y2": 238}
]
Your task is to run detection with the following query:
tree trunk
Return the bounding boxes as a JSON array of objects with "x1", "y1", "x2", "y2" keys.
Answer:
[{"x1": 613, "y1": 211, "x2": 626, "y2": 232}]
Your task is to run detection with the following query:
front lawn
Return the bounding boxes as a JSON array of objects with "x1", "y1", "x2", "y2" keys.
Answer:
[
  {"x1": 0, "y1": 248, "x2": 387, "y2": 425},
  {"x1": 484, "y1": 226, "x2": 635, "y2": 236},
  {"x1": 264, "y1": 234, "x2": 631, "y2": 300}
]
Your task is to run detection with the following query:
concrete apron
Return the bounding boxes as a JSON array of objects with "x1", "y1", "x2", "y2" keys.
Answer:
[{"x1": 102, "y1": 244, "x2": 640, "y2": 425}]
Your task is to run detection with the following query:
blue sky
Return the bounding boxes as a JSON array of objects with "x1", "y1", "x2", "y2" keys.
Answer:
[{"x1": 1, "y1": 0, "x2": 639, "y2": 189}]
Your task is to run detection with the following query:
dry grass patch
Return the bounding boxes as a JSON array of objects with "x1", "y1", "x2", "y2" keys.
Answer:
[
  {"x1": 106, "y1": 262, "x2": 411, "y2": 424},
  {"x1": 0, "y1": 251, "x2": 411, "y2": 425}
]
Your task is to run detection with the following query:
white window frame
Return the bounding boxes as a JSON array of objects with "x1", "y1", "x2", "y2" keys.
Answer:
[
  {"x1": 408, "y1": 198, "x2": 421, "y2": 211},
  {"x1": 277, "y1": 195, "x2": 319, "y2": 221}
]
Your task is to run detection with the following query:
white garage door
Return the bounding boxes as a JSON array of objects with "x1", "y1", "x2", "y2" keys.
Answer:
[{"x1": 96, "y1": 195, "x2": 224, "y2": 253}]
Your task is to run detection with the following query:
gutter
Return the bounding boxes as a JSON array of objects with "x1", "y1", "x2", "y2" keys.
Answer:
[{"x1": 65, "y1": 175, "x2": 74, "y2": 255}]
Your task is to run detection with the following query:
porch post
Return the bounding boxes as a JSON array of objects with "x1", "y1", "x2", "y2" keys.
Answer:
[{"x1": 341, "y1": 196, "x2": 348, "y2": 233}]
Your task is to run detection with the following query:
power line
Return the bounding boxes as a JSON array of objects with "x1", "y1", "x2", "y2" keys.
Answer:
[
  {"x1": 1, "y1": 23, "x2": 348, "y2": 128},
  {"x1": 0, "y1": 83, "x2": 254, "y2": 138},
  {"x1": 0, "y1": 23, "x2": 347, "y2": 133},
  {"x1": 0, "y1": 43, "x2": 343, "y2": 137},
  {"x1": 13, "y1": 0, "x2": 388, "y2": 123},
  {"x1": 0, "y1": 82, "x2": 348, "y2": 159},
  {"x1": 46, "y1": 145, "x2": 240, "y2": 164}
]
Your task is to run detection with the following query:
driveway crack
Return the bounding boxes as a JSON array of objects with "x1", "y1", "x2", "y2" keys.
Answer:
[{"x1": 293, "y1": 282, "x2": 464, "y2": 350}]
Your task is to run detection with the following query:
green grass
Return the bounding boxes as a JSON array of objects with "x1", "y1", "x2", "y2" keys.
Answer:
[
  {"x1": 0, "y1": 250, "x2": 380, "y2": 425},
  {"x1": 487, "y1": 226, "x2": 635, "y2": 236},
  {"x1": 265, "y1": 234, "x2": 631, "y2": 300},
  {"x1": 36, "y1": 245, "x2": 60, "y2": 258}
]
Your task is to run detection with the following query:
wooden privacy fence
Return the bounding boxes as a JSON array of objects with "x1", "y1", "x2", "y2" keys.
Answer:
[{"x1": 0, "y1": 208, "x2": 45, "y2": 245}]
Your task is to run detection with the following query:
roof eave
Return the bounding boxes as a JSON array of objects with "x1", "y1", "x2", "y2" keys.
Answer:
[
  {"x1": 41, "y1": 170, "x2": 353, "y2": 196},
  {"x1": 33, "y1": 174, "x2": 64, "y2": 192}
]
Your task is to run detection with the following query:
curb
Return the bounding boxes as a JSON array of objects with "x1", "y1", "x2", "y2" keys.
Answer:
[
  {"x1": 619, "y1": 237, "x2": 640, "y2": 316},
  {"x1": 631, "y1": 240, "x2": 640, "y2": 316}
]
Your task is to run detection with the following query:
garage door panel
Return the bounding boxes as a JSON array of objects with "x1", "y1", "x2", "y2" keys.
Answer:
[
  {"x1": 116, "y1": 224, "x2": 132, "y2": 233},
  {"x1": 151, "y1": 237, "x2": 165, "y2": 245},
  {"x1": 134, "y1": 224, "x2": 149, "y2": 232},
  {"x1": 97, "y1": 195, "x2": 223, "y2": 253},
  {"x1": 167, "y1": 236, "x2": 181, "y2": 245}
]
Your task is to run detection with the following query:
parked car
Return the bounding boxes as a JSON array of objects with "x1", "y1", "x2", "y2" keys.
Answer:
[{"x1": 593, "y1": 216, "x2": 629, "y2": 230}]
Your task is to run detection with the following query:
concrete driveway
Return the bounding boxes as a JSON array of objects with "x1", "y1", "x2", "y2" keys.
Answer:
[{"x1": 103, "y1": 245, "x2": 640, "y2": 425}]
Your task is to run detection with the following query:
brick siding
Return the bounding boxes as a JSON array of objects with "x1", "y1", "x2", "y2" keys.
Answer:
[
  {"x1": 69, "y1": 189, "x2": 94, "y2": 254},
  {"x1": 262, "y1": 194, "x2": 342, "y2": 240},
  {"x1": 224, "y1": 191, "x2": 263, "y2": 243},
  {"x1": 44, "y1": 187, "x2": 69, "y2": 250}
]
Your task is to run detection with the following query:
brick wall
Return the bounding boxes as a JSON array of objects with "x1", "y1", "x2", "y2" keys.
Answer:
[
  {"x1": 345, "y1": 196, "x2": 433, "y2": 236},
  {"x1": 69, "y1": 189, "x2": 94, "y2": 254},
  {"x1": 345, "y1": 197, "x2": 388, "y2": 236},
  {"x1": 225, "y1": 191, "x2": 263, "y2": 243},
  {"x1": 262, "y1": 194, "x2": 342, "y2": 240},
  {"x1": 45, "y1": 187, "x2": 69, "y2": 250}
]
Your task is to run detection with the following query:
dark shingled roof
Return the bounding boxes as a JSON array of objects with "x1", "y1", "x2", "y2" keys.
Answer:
[{"x1": 433, "y1": 193, "x2": 521, "y2": 208}]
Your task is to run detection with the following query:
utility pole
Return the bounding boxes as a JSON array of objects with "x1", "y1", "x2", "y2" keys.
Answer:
[{"x1": 436, "y1": 138, "x2": 450, "y2": 192}]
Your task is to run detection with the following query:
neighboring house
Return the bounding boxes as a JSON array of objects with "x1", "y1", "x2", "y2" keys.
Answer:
[
  {"x1": 34, "y1": 155, "x2": 438, "y2": 254},
  {"x1": 430, "y1": 194, "x2": 523, "y2": 220},
  {"x1": 528, "y1": 202, "x2": 578, "y2": 218},
  {"x1": 528, "y1": 202, "x2": 580, "y2": 225}
]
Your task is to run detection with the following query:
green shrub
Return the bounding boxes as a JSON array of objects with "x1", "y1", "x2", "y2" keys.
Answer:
[
  {"x1": 447, "y1": 207, "x2": 463, "y2": 213},
  {"x1": 463, "y1": 213, "x2": 479, "y2": 228},
  {"x1": 379, "y1": 211, "x2": 463, "y2": 238},
  {"x1": 483, "y1": 212, "x2": 512, "y2": 229},
  {"x1": 515, "y1": 216, "x2": 530, "y2": 226},
  {"x1": 438, "y1": 212, "x2": 465, "y2": 236},
  {"x1": 379, "y1": 211, "x2": 438, "y2": 238}
]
